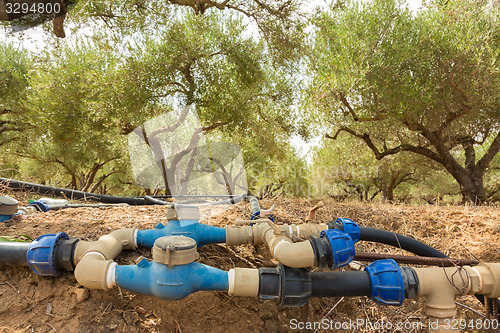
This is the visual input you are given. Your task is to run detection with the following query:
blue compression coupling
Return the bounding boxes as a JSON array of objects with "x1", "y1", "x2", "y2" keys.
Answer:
[
  {"x1": 365, "y1": 259, "x2": 404, "y2": 306},
  {"x1": 27, "y1": 232, "x2": 69, "y2": 276},
  {"x1": 115, "y1": 259, "x2": 228, "y2": 300},
  {"x1": 28, "y1": 201, "x2": 50, "y2": 212},
  {"x1": 319, "y1": 229, "x2": 355, "y2": 269},
  {"x1": 334, "y1": 218, "x2": 360, "y2": 243},
  {"x1": 136, "y1": 220, "x2": 226, "y2": 248}
]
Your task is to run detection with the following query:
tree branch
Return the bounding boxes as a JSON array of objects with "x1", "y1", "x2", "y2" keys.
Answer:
[
  {"x1": 326, "y1": 127, "x2": 400, "y2": 160},
  {"x1": 327, "y1": 126, "x2": 444, "y2": 164},
  {"x1": 437, "y1": 106, "x2": 470, "y2": 134},
  {"x1": 475, "y1": 131, "x2": 500, "y2": 175},
  {"x1": 337, "y1": 94, "x2": 388, "y2": 122}
]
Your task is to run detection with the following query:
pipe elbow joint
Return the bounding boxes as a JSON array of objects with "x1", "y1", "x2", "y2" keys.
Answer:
[
  {"x1": 274, "y1": 241, "x2": 316, "y2": 268},
  {"x1": 74, "y1": 228, "x2": 137, "y2": 264},
  {"x1": 74, "y1": 252, "x2": 115, "y2": 290},
  {"x1": 266, "y1": 231, "x2": 316, "y2": 268}
]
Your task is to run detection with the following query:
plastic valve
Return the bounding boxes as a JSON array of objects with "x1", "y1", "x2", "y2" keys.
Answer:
[{"x1": 336, "y1": 218, "x2": 361, "y2": 243}]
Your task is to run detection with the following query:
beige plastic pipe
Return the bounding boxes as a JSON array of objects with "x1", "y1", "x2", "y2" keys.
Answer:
[
  {"x1": 74, "y1": 252, "x2": 115, "y2": 290},
  {"x1": 225, "y1": 223, "x2": 327, "y2": 246},
  {"x1": 228, "y1": 268, "x2": 260, "y2": 297},
  {"x1": 74, "y1": 228, "x2": 137, "y2": 289},
  {"x1": 73, "y1": 228, "x2": 137, "y2": 264},
  {"x1": 414, "y1": 263, "x2": 500, "y2": 333},
  {"x1": 226, "y1": 222, "x2": 327, "y2": 268},
  {"x1": 263, "y1": 228, "x2": 316, "y2": 268}
]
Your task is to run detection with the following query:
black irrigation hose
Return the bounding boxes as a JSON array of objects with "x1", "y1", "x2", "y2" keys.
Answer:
[
  {"x1": 359, "y1": 227, "x2": 447, "y2": 258},
  {"x1": 358, "y1": 226, "x2": 500, "y2": 320},
  {"x1": 0, "y1": 178, "x2": 246, "y2": 206},
  {"x1": 310, "y1": 271, "x2": 371, "y2": 297},
  {"x1": 0, "y1": 178, "x2": 149, "y2": 205},
  {"x1": 0, "y1": 242, "x2": 30, "y2": 266}
]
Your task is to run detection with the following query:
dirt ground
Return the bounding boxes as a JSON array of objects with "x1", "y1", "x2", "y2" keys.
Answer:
[{"x1": 0, "y1": 192, "x2": 499, "y2": 332}]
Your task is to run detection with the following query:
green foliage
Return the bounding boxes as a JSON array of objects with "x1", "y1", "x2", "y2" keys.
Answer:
[
  {"x1": 0, "y1": 42, "x2": 31, "y2": 147},
  {"x1": 311, "y1": 0, "x2": 499, "y2": 130},
  {"x1": 69, "y1": 0, "x2": 307, "y2": 63},
  {"x1": 21, "y1": 43, "x2": 129, "y2": 191},
  {"x1": 1, "y1": 11, "x2": 304, "y2": 196},
  {"x1": 0, "y1": 42, "x2": 30, "y2": 107},
  {"x1": 310, "y1": 137, "x2": 376, "y2": 199},
  {"x1": 310, "y1": 137, "x2": 424, "y2": 201},
  {"x1": 113, "y1": 12, "x2": 300, "y2": 136},
  {"x1": 308, "y1": 0, "x2": 500, "y2": 203}
]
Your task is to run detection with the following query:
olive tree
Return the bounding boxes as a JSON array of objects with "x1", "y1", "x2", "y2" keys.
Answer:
[{"x1": 308, "y1": 0, "x2": 500, "y2": 204}]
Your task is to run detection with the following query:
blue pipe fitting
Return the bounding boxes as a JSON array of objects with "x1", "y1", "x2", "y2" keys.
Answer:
[
  {"x1": 250, "y1": 211, "x2": 260, "y2": 220},
  {"x1": 320, "y1": 229, "x2": 355, "y2": 269},
  {"x1": 27, "y1": 232, "x2": 69, "y2": 276},
  {"x1": 335, "y1": 218, "x2": 360, "y2": 243},
  {"x1": 365, "y1": 259, "x2": 404, "y2": 306},
  {"x1": 28, "y1": 201, "x2": 50, "y2": 212},
  {"x1": 136, "y1": 220, "x2": 226, "y2": 248},
  {"x1": 115, "y1": 259, "x2": 228, "y2": 300},
  {"x1": 0, "y1": 214, "x2": 13, "y2": 222}
]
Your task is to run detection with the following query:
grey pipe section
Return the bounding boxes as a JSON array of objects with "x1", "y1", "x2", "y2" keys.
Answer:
[
  {"x1": 0, "y1": 242, "x2": 30, "y2": 266},
  {"x1": 249, "y1": 197, "x2": 260, "y2": 215}
]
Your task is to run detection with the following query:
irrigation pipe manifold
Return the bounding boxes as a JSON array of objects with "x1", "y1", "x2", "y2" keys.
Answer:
[{"x1": 1, "y1": 202, "x2": 500, "y2": 333}]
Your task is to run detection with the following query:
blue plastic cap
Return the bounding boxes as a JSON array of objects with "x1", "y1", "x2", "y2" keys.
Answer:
[
  {"x1": 0, "y1": 214, "x2": 13, "y2": 222},
  {"x1": 27, "y1": 232, "x2": 69, "y2": 276},
  {"x1": 320, "y1": 229, "x2": 355, "y2": 269},
  {"x1": 336, "y1": 218, "x2": 360, "y2": 243},
  {"x1": 365, "y1": 259, "x2": 404, "y2": 306},
  {"x1": 28, "y1": 201, "x2": 50, "y2": 212}
]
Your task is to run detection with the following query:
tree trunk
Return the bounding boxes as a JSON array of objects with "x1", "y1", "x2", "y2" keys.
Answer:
[
  {"x1": 456, "y1": 171, "x2": 488, "y2": 204},
  {"x1": 381, "y1": 186, "x2": 394, "y2": 201},
  {"x1": 408, "y1": 128, "x2": 499, "y2": 205}
]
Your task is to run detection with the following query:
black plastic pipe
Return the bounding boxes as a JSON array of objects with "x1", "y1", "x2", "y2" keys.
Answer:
[
  {"x1": 0, "y1": 178, "x2": 246, "y2": 206},
  {"x1": 310, "y1": 271, "x2": 371, "y2": 297},
  {"x1": 0, "y1": 242, "x2": 30, "y2": 266},
  {"x1": 359, "y1": 226, "x2": 446, "y2": 258},
  {"x1": 0, "y1": 178, "x2": 149, "y2": 205}
]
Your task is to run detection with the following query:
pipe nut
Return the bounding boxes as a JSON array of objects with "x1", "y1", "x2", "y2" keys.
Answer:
[{"x1": 476, "y1": 263, "x2": 500, "y2": 298}]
